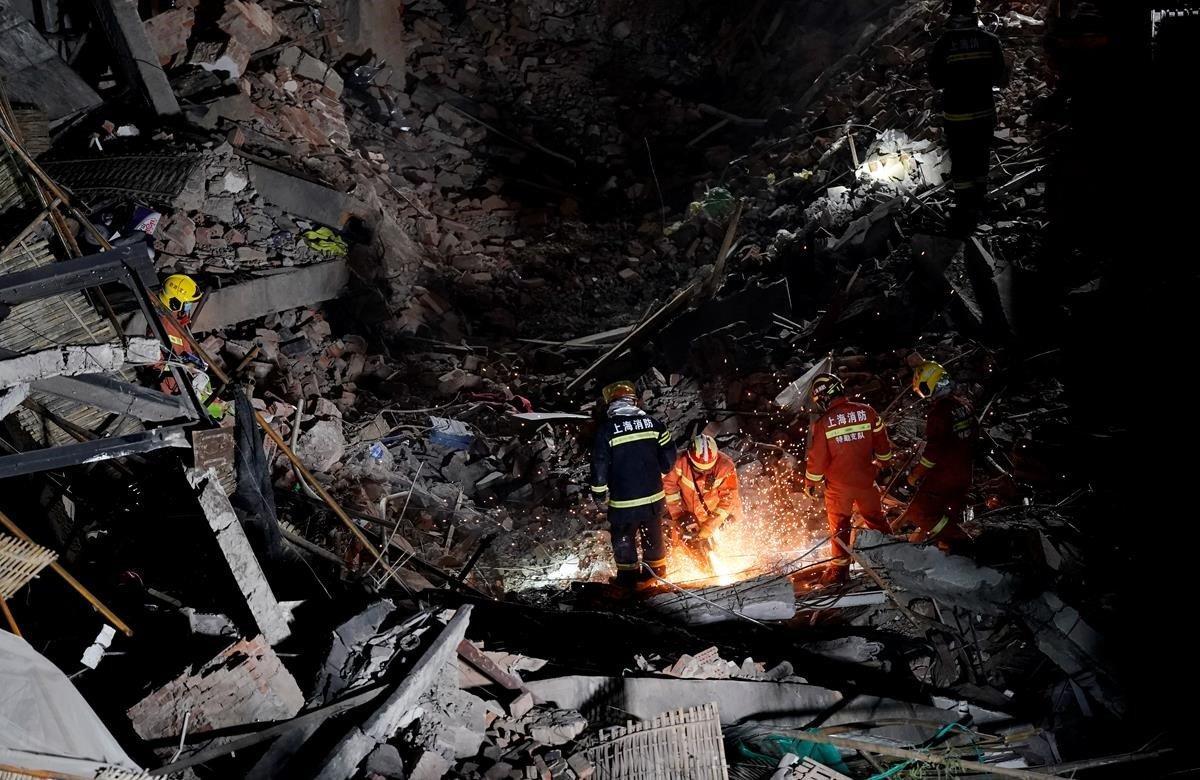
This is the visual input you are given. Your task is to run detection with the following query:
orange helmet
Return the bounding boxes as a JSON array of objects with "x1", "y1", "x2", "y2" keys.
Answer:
[{"x1": 687, "y1": 434, "x2": 720, "y2": 471}]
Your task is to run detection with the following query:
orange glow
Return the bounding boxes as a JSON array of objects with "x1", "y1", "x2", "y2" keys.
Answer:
[{"x1": 664, "y1": 464, "x2": 826, "y2": 588}]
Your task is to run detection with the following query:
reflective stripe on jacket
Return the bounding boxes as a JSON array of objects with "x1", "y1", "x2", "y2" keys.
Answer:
[
  {"x1": 929, "y1": 18, "x2": 1007, "y2": 120},
  {"x1": 662, "y1": 452, "x2": 743, "y2": 526},
  {"x1": 804, "y1": 396, "x2": 892, "y2": 489},
  {"x1": 590, "y1": 410, "x2": 675, "y2": 507},
  {"x1": 911, "y1": 392, "x2": 976, "y2": 492}
]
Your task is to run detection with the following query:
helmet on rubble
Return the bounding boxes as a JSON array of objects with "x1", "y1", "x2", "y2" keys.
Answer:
[
  {"x1": 159, "y1": 274, "x2": 202, "y2": 314},
  {"x1": 687, "y1": 434, "x2": 720, "y2": 472},
  {"x1": 810, "y1": 373, "x2": 845, "y2": 409},
  {"x1": 913, "y1": 361, "x2": 949, "y2": 398},
  {"x1": 601, "y1": 380, "x2": 638, "y2": 404}
]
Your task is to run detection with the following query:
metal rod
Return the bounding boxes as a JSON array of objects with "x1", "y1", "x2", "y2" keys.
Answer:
[{"x1": 0, "y1": 509, "x2": 133, "y2": 636}]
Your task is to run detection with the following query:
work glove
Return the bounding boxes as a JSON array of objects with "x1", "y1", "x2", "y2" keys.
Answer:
[
  {"x1": 696, "y1": 521, "x2": 715, "y2": 540},
  {"x1": 803, "y1": 480, "x2": 821, "y2": 500},
  {"x1": 181, "y1": 352, "x2": 208, "y2": 371},
  {"x1": 591, "y1": 491, "x2": 608, "y2": 510},
  {"x1": 906, "y1": 471, "x2": 922, "y2": 488},
  {"x1": 876, "y1": 465, "x2": 894, "y2": 488}
]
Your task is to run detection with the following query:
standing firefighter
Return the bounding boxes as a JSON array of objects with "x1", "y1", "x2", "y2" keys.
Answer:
[
  {"x1": 803, "y1": 374, "x2": 894, "y2": 584},
  {"x1": 895, "y1": 362, "x2": 977, "y2": 549},
  {"x1": 929, "y1": 0, "x2": 1008, "y2": 230},
  {"x1": 590, "y1": 381, "x2": 676, "y2": 586},
  {"x1": 663, "y1": 435, "x2": 743, "y2": 574}
]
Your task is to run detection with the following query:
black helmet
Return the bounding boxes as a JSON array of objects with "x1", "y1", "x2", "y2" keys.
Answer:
[{"x1": 810, "y1": 373, "x2": 845, "y2": 409}]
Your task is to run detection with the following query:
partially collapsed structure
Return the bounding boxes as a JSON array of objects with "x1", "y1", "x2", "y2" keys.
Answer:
[{"x1": 0, "y1": 0, "x2": 1192, "y2": 778}]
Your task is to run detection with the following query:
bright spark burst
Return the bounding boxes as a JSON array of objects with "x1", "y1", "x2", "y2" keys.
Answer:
[{"x1": 664, "y1": 463, "x2": 826, "y2": 588}]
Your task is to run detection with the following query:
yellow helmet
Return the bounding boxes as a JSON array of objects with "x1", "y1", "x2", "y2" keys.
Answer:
[
  {"x1": 913, "y1": 361, "x2": 947, "y2": 398},
  {"x1": 602, "y1": 380, "x2": 637, "y2": 404},
  {"x1": 159, "y1": 274, "x2": 202, "y2": 312}
]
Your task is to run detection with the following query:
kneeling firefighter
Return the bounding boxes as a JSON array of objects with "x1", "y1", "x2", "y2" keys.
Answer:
[{"x1": 663, "y1": 435, "x2": 743, "y2": 576}]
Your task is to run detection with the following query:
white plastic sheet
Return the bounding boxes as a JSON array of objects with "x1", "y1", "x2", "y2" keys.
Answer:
[{"x1": 0, "y1": 630, "x2": 141, "y2": 776}]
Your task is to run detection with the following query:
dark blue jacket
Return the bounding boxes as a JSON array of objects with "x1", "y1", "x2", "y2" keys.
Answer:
[
  {"x1": 929, "y1": 17, "x2": 1008, "y2": 121},
  {"x1": 590, "y1": 409, "x2": 675, "y2": 508}
]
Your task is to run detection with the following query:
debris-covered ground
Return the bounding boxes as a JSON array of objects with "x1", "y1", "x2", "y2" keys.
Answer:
[{"x1": 0, "y1": 0, "x2": 1194, "y2": 778}]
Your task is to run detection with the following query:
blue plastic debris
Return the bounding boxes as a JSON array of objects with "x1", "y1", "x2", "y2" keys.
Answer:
[{"x1": 429, "y1": 416, "x2": 474, "y2": 451}]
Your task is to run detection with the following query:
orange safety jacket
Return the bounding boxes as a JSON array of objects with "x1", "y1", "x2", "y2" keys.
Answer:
[
  {"x1": 804, "y1": 396, "x2": 893, "y2": 490},
  {"x1": 158, "y1": 312, "x2": 193, "y2": 357},
  {"x1": 662, "y1": 452, "x2": 743, "y2": 527}
]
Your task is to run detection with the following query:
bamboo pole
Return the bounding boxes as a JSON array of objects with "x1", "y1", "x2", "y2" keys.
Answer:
[
  {"x1": 0, "y1": 596, "x2": 21, "y2": 636},
  {"x1": 833, "y1": 537, "x2": 925, "y2": 630},
  {"x1": 154, "y1": 269, "x2": 415, "y2": 593},
  {"x1": 0, "y1": 509, "x2": 133, "y2": 636},
  {"x1": 255, "y1": 412, "x2": 410, "y2": 591}
]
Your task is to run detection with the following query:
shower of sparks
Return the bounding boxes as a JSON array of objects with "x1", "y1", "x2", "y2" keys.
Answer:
[{"x1": 664, "y1": 464, "x2": 827, "y2": 588}]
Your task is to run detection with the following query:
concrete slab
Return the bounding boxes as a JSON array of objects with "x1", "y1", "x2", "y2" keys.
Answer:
[
  {"x1": 191, "y1": 261, "x2": 349, "y2": 333},
  {"x1": 315, "y1": 606, "x2": 473, "y2": 780},
  {"x1": 645, "y1": 573, "x2": 796, "y2": 625},
  {"x1": 525, "y1": 675, "x2": 1007, "y2": 748},
  {"x1": 188, "y1": 468, "x2": 297, "y2": 645},
  {"x1": 0, "y1": 0, "x2": 103, "y2": 127},
  {"x1": 87, "y1": 0, "x2": 180, "y2": 116},
  {"x1": 248, "y1": 164, "x2": 360, "y2": 228}
]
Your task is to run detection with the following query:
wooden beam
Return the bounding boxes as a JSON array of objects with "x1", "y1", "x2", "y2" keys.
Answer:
[{"x1": 565, "y1": 282, "x2": 698, "y2": 394}]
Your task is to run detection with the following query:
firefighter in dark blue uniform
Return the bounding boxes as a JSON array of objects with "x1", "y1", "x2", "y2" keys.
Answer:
[
  {"x1": 590, "y1": 380, "x2": 676, "y2": 586},
  {"x1": 929, "y1": 0, "x2": 1008, "y2": 232}
]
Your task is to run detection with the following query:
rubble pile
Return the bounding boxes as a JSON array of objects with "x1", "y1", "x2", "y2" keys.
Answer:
[{"x1": 0, "y1": 0, "x2": 1178, "y2": 777}]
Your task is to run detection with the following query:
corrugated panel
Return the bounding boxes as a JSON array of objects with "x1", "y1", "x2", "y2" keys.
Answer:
[
  {"x1": 0, "y1": 237, "x2": 145, "y2": 446},
  {"x1": 42, "y1": 154, "x2": 202, "y2": 205}
]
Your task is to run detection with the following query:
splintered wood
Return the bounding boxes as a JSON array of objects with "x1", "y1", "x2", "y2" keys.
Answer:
[
  {"x1": 0, "y1": 533, "x2": 57, "y2": 599},
  {"x1": 585, "y1": 702, "x2": 728, "y2": 779}
]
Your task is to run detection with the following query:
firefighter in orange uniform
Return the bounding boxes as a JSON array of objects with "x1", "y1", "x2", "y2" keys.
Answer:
[
  {"x1": 663, "y1": 435, "x2": 743, "y2": 572},
  {"x1": 894, "y1": 361, "x2": 977, "y2": 549},
  {"x1": 803, "y1": 374, "x2": 894, "y2": 584},
  {"x1": 156, "y1": 274, "x2": 205, "y2": 367}
]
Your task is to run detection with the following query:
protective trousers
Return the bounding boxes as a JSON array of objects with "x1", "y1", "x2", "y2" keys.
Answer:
[
  {"x1": 609, "y1": 501, "x2": 667, "y2": 582},
  {"x1": 898, "y1": 486, "x2": 970, "y2": 548},
  {"x1": 945, "y1": 115, "x2": 995, "y2": 214},
  {"x1": 825, "y1": 484, "x2": 889, "y2": 568}
]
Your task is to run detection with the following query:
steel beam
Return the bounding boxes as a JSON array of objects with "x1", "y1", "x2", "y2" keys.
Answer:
[
  {"x1": 0, "y1": 242, "x2": 157, "y2": 306},
  {"x1": 31, "y1": 374, "x2": 192, "y2": 423},
  {"x1": 0, "y1": 425, "x2": 191, "y2": 479}
]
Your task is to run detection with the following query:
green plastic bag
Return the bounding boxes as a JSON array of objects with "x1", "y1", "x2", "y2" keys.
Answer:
[
  {"x1": 687, "y1": 186, "x2": 735, "y2": 220},
  {"x1": 735, "y1": 733, "x2": 851, "y2": 775}
]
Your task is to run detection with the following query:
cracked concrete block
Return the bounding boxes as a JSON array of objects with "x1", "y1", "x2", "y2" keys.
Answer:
[
  {"x1": 856, "y1": 530, "x2": 1015, "y2": 613},
  {"x1": 519, "y1": 707, "x2": 587, "y2": 745},
  {"x1": 219, "y1": 1, "x2": 282, "y2": 53},
  {"x1": 297, "y1": 419, "x2": 346, "y2": 473}
]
